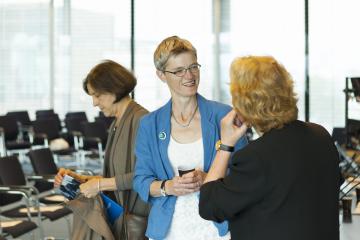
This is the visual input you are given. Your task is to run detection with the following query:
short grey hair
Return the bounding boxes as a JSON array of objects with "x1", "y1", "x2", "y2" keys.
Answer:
[{"x1": 153, "y1": 36, "x2": 197, "y2": 71}]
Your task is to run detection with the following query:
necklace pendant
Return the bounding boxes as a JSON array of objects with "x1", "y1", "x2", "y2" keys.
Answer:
[{"x1": 171, "y1": 103, "x2": 198, "y2": 128}]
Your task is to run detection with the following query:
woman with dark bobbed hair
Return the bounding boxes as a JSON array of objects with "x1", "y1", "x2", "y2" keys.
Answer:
[
  {"x1": 199, "y1": 56, "x2": 340, "y2": 240},
  {"x1": 54, "y1": 60, "x2": 149, "y2": 239}
]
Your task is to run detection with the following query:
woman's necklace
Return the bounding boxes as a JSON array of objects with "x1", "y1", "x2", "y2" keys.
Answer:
[{"x1": 171, "y1": 102, "x2": 198, "y2": 128}]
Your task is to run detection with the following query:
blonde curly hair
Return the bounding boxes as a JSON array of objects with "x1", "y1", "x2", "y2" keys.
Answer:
[{"x1": 230, "y1": 56, "x2": 298, "y2": 133}]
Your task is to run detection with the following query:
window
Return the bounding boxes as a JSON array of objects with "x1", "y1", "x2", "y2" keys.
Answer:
[
  {"x1": 0, "y1": 0, "x2": 50, "y2": 118},
  {"x1": 134, "y1": 0, "x2": 213, "y2": 111},
  {"x1": 1, "y1": 0, "x2": 358, "y2": 131},
  {"x1": 309, "y1": 0, "x2": 360, "y2": 131},
  {"x1": 54, "y1": 0, "x2": 131, "y2": 119},
  {"x1": 220, "y1": 0, "x2": 305, "y2": 120}
]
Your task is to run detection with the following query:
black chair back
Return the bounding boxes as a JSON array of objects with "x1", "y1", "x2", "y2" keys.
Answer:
[
  {"x1": 65, "y1": 117, "x2": 87, "y2": 134},
  {"x1": 35, "y1": 113, "x2": 62, "y2": 131},
  {"x1": 332, "y1": 127, "x2": 346, "y2": 146},
  {"x1": 82, "y1": 121, "x2": 108, "y2": 147},
  {"x1": 0, "y1": 115, "x2": 19, "y2": 141},
  {"x1": 33, "y1": 118, "x2": 60, "y2": 141},
  {"x1": 28, "y1": 148, "x2": 58, "y2": 192},
  {"x1": 28, "y1": 148, "x2": 58, "y2": 174},
  {"x1": 95, "y1": 115, "x2": 114, "y2": 130},
  {"x1": 35, "y1": 109, "x2": 54, "y2": 118},
  {"x1": 0, "y1": 156, "x2": 27, "y2": 205},
  {"x1": 6, "y1": 111, "x2": 32, "y2": 127},
  {"x1": 65, "y1": 111, "x2": 87, "y2": 122},
  {"x1": 0, "y1": 156, "x2": 27, "y2": 185}
]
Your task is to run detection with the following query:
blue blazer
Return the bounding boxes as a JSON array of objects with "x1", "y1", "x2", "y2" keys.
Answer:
[{"x1": 133, "y1": 94, "x2": 248, "y2": 240}]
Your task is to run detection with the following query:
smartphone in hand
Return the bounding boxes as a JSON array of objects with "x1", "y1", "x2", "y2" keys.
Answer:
[
  {"x1": 178, "y1": 168, "x2": 195, "y2": 177},
  {"x1": 233, "y1": 114, "x2": 243, "y2": 127}
]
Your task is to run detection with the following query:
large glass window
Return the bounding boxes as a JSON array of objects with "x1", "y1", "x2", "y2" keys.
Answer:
[
  {"x1": 54, "y1": 0, "x2": 131, "y2": 120},
  {"x1": 309, "y1": 0, "x2": 360, "y2": 131},
  {"x1": 134, "y1": 0, "x2": 213, "y2": 111},
  {"x1": 1, "y1": 0, "x2": 358, "y2": 131},
  {"x1": 219, "y1": 0, "x2": 305, "y2": 120},
  {"x1": 0, "y1": 0, "x2": 131, "y2": 120},
  {"x1": 0, "y1": 0, "x2": 50, "y2": 118}
]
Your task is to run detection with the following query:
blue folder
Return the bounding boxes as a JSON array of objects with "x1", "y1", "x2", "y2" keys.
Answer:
[{"x1": 100, "y1": 193, "x2": 124, "y2": 225}]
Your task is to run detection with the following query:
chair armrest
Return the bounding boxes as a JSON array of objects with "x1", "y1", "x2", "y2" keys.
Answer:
[
  {"x1": 34, "y1": 133, "x2": 48, "y2": 139},
  {"x1": 70, "y1": 131, "x2": 83, "y2": 137},
  {"x1": 0, "y1": 185, "x2": 44, "y2": 221},
  {"x1": 0, "y1": 186, "x2": 32, "y2": 199},
  {"x1": 27, "y1": 174, "x2": 56, "y2": 183},
  {"x1": 19, "y1": 125, "x2": 34, "y2": 133},
  {"x1": 84, "y1": 137, "x2": 101, "y2": 143},
  {"x1": 72, "y1": 169, "x2": 95, "y2": 176}
]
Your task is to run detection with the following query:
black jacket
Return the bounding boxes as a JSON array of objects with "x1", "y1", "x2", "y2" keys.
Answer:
[{"x1": 199, "y1": 120, "x2": 340, "y2": 240}]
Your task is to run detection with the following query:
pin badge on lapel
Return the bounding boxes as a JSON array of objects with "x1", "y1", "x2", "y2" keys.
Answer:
[{"x1": 158, "y1": 131, "x2": 166, "y2": 140}]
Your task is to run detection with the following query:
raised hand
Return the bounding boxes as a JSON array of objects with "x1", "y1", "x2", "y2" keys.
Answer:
[{"x1": 220, "y1": 110, "x2": 249, "y2": 146}]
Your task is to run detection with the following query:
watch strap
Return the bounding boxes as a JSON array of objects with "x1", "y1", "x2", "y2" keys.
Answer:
[
  {"x1": 160, "y1": 180, "x2": 167, "y2": 196},
  {"x1": 216, "y1": 140, "x2": 235, "y2": 152}
]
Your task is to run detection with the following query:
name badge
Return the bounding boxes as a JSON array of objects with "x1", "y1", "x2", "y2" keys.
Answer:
[{"x1": 158, "y1": 132, "x2": 166, "y2": 140}]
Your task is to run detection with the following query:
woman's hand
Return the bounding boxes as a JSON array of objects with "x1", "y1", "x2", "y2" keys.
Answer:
[
  {"x1": 54, "y1": 168, "x2": 78, "y2": 188},
  {"x1": 166, "y1": 170, "x2": 205, "y2": 196},
  {"x1": 221, "y1": 110, "x2": 249, "y2": 146},
  {"x1": 79, "y1": 177, "x2": 102, "y2": 198},
  {"x1": 196, "y1": 169, "x2": 207, "y2": 184}
]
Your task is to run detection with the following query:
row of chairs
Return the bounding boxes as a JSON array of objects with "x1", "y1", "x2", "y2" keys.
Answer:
[
  {"x1": 0, "y1": 147, "x2": 96, "y2": 239},
  {"x1": 0, "y1": 148, "x2": 75, "y2": 239},
  {"x1": 332, "y1": 127, "x2": 360, "y2": 204},
  {"x1": 0, "y1": 110, "x2": 114, "y2": 164},
  {"x1": 7, "y1": 110, "x2": 113, "y2": 131}
]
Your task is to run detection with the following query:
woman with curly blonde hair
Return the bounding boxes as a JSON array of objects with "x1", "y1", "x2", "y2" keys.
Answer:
[{"x1": 199, "y1": 56, "x2": 340, "y2": 240}]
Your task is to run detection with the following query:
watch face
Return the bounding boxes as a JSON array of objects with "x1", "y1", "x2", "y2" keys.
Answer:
[
  {"x1": 160, "y1": 188, "x2": 166, "y2": 197},
  {"x1": 215, "y1": 140, "x2": 221, "y2": 151},
  {"x1": 160, "y1": 180, "x2": 167, "y2": 196}
]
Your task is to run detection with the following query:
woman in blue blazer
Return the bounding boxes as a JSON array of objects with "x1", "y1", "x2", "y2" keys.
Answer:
[{"x1": 133, "y1": 36, "x2": 247, "y2": 240}]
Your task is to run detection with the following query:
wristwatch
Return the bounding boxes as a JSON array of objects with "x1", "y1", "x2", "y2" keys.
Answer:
[
  {"x1": 160, "y1": 180, "x2": 168, "y2": 197},
  {"x1": 215, "y1": 140, "x2": 235, "y2": 152}
]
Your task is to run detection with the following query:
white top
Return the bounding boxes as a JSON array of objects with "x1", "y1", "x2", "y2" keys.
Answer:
[{"x1": 162, "y1": 136, "x2": 230, "y2": 240}]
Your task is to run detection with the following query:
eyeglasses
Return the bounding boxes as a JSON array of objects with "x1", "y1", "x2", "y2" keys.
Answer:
[{"x1": 163, "y1": 63, "x2": 201, "y2": 77}]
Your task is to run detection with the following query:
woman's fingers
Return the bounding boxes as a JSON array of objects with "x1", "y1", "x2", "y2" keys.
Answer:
[
  {"x1": 179, "y1": 176, "x2": 196, "y2": 184},
  {"x1": 170, "y1": 174, "x2": 203, "y2": 196},
  {"x1": 173, "y1": 186, "x2": 199, "y2": 196},
  {"x1": 79, "y1": 179, "x2": 100, "y2": 198},
  {"x1": 174, "y1": 180, "x2": 201, "y2": 191},
  {"x1": 180, "y1": 171, "x2": 203, "y2": 184},
  {"x1": 54, "y1": 170, "x2": 65, "y2": 187},
  {"x1": 221, "y1": 109, "x2": 248, "y2": 146},
  {"x1": 54, "y1": 168, "x2": 72, "y2": 186}
]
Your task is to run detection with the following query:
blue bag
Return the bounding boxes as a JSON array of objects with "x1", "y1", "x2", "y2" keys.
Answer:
[{"x1": 100, "y1": 193, "x2": 124, "y2": 225}]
